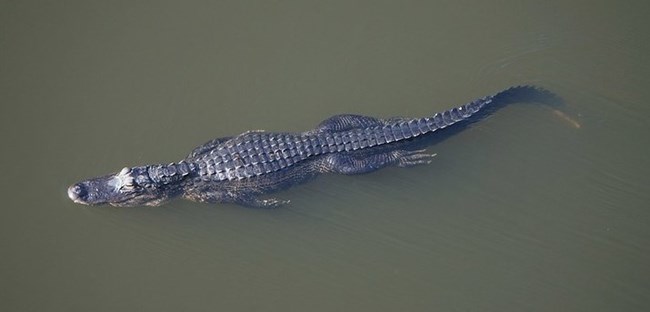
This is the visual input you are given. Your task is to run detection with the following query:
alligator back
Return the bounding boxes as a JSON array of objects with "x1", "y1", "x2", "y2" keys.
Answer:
[{"x1": 185, "y1": 89, "x2": 503, "y2": 182}]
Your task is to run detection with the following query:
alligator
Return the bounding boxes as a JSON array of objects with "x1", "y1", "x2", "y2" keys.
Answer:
[{"x1": 67, "y1": 86, "x2": 560, "y2": 208}]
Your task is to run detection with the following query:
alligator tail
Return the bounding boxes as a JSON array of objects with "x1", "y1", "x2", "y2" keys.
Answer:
[
  {"x1": 309, "y1": 86, "x2": 563, "y2": 154},
  {"x1": 425, "y1": 85, "x2": 563, "y2": 131},
  {"x1": 360, "y1": 85, "x2": 562, "y2": 145}
]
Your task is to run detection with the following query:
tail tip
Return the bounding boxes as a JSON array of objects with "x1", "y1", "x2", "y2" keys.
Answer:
[{"x1": 495, "y1": 85, "x2": 563, "y2": 107}]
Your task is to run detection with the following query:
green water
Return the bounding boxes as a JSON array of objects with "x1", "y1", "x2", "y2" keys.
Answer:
[{"x1": 2, "y1": 1, "x2": 649, "y2": 311}]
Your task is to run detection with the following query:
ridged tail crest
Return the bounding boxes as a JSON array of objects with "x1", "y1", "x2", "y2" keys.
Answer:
[{"x1": 310, "y1": 85, "x2": 561, "y2": 154}]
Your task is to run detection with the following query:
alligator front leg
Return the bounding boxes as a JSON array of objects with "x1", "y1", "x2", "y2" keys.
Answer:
[
  {"x1": 186, "y1": 136, "x2": 233, "y2": 158},
  {"x1": 231, "y1": 193, "x2": 291, "y2": 208},
  {"x1": 184, "y1": 189, "x2": 289, "y2": 208},
  {"x1": 320, "y1": 149, "x2": 436, "y2": 175}
]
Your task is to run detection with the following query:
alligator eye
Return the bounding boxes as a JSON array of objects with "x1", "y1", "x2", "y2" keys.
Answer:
[{"x1": 120, "y1": 167, "x2": 131, "y2": 175}]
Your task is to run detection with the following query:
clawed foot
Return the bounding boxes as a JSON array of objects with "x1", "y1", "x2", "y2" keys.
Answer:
[
  {"x1": 393, "y1": 149, "x2": 437, "y2": 167},
  {"x1": 257, "y1": 198, "x2": 291, "y2": 208},
  {"x1": 229, "y1": 192, "x2": 291, "y2": 208}
]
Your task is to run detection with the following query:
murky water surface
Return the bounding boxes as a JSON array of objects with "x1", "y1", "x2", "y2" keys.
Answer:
[{"x1": 2, "y1": 1, "x2": 649, "y2": 311}]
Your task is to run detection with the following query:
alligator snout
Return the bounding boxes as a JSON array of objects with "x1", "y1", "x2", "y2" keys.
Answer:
[{"x1": 67, "y1": 183, "x2": 88, "y2": 204}]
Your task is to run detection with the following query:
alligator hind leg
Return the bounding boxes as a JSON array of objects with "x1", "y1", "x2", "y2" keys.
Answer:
[
  {"x1": 321, "y1": 149, "x2": 436, "y2": 175},
  {"x1": 313, "y1": 114, "x2": 385, "y2": 133},
  {"x1": 393, "y1": 149, "x2": 438, "y2": 167}
]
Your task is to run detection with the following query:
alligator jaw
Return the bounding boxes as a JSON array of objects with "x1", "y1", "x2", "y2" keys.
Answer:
[{"x1": 67, "y1": 166, "x2": 176, "y2": 207}]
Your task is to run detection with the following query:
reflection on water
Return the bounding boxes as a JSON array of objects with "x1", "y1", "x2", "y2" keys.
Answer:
[
  {"x1": 1, "y1": 1, "x2": 649, "y2": 311},
  {"x1": 552, "y1": 109, "x2": 582, "y2": 129}
]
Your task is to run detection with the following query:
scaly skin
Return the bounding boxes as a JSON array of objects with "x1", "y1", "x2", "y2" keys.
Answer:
[{"x1": 67, "y1": 86, "x2": 561, "y2": 208}]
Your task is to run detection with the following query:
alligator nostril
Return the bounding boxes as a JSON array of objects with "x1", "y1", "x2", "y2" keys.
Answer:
[{"x1": 67, "y1": 184, "x2": 87, "y2": 202}]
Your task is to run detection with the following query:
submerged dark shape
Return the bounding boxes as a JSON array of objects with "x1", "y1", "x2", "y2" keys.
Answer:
[{"x1": 68, "y1": 86, "x2": 562, "y2": 207}]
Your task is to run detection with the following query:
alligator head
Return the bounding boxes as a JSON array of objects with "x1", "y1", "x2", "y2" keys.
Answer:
[{"x1": 68, "y1": 166, "x2": 167, "y2": 207}]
